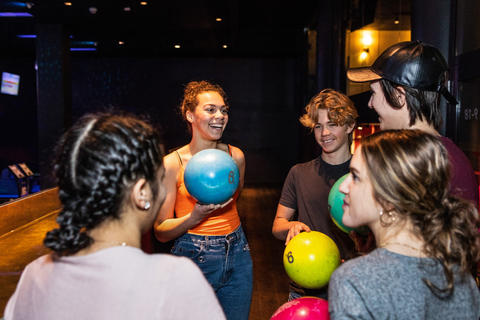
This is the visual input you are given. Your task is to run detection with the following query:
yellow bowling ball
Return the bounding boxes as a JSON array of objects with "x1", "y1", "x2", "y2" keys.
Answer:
[{"x1": 283, "y1": 231, "x2": 340, "y2": 289}]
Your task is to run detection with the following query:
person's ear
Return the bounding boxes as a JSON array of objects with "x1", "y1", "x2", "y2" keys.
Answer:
[
  {"x1": 131, "y1": 179, "x2": 151, "y2": 210},
  {"x1": 346, "y1": 122, "x2": 355, "y2": 134},
  {"x1": 396, "y1": 87, "x2": 407, "y2": 108},
  {"x1": 186, "y1": 111, "x2": 194, "y2": 123}
]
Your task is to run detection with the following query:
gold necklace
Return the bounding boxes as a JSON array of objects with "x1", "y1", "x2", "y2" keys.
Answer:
[
  {"x1": 94, "y1": 239, "x2": 127, "y2": 247},
  {"x1": 380, "y1": 242, "x2": 424, "y2": 253}
]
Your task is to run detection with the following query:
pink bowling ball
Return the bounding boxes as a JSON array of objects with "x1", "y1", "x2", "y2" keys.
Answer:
[{"x1": 270, "y1": 297, "x2": 330, "y2": 320}]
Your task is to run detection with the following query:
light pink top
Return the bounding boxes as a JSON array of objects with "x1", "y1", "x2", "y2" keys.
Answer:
[{"x1": 4, "y1": 246, "x2": 225, "y2": 320}]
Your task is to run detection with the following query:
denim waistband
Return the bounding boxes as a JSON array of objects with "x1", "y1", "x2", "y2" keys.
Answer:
[{"x1": 177, "y1": 224, "x2": 245, "y2": 246}]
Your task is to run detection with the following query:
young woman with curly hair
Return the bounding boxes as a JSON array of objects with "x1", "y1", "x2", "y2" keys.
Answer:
[{"x1": 154, "y1": 81, "x2": 252, "y2": 320}]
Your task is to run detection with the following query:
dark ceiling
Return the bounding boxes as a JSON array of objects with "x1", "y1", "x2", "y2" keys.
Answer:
[
  {"x1": 0, "y1": 0, "x2": 411, "y2": 58},
  {"x1": 0, "y1": 0, "x2": 322, "y2": 58}
]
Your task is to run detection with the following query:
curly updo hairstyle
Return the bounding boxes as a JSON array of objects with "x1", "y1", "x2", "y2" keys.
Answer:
[
  {"x1": 179, "y1": 80, "x2": 229, "y2": 133},
  {"x1": 361, "y1": 129, "x2": 480, "y2": 294},
  {"x1": 44, "y1": 113, "x2": 164, "y2": 256}
]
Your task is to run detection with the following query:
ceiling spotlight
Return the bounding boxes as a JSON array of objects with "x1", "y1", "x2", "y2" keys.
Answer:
[
  {"x1": 64, "y1": 2, "x2": 72, "y2": 6},
  {"x1": 26, "y1": 3, "x2": 34, "y2": 9},
  {"x1": 394, "y1": 16, "x2": 399, "y2": 24},
  {"x1": 216, "y1": 18, "x2": 222, "y2": 22},
  {"x1": 140, "y1": 2, "x2": 147, "y2": 5},
  {"x1": 89, "y1": 7, "x2": 97, "y2": 14},
  {"x1": 223, "y1": 45, "x2": 227, "y2": 48},
  {"x1": 174, "y1": 45, "x2": 180, "y2": 49},
  {"x1": 124, "y1": 7, "x2": 131, "y2": 11},
  {"x1": 119, "y1": 41, "x2": 124, "y2": 45}
]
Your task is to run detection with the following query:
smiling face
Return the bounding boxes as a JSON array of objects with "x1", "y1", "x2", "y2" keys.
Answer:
[
  {"x1": 187, "y1": 91, "x2": 229, "y2": 141},
  {"x1": 314, "y1": 109, "x2": 354, "y2": 157},
  {"x1": 368, "y1": 81, "x2": 410, "y2": 130},
  {"x1": 338, "y1": 145, "x2": 380, "y2": 229}
]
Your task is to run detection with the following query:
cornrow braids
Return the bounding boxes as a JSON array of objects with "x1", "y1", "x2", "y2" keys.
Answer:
[{"x1": 44, "y1": 113, "x2": 164, "y2": 256}]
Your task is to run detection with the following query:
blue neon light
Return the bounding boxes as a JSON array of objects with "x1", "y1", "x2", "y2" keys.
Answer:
[
  {"x1": 0, "y1": 12, "x2": 33, "y2": 17},
  {"x1": 70, "y1": 48, "x2": 97, "y2": 51}
]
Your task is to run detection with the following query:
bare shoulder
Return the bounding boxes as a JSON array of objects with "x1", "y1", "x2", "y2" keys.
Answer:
[
  {"x1": 163, "y1": 151, "x2": 182, "y2": 181},
  {"x1": 217, "y1": 143, "x2": 245, "y2": 165},
  {"x1": 229, "y1": 145, "x2": 245, "y2": 165},
  {"x1": 164, "y1": 152, "x2": 179, "y2": 168}
]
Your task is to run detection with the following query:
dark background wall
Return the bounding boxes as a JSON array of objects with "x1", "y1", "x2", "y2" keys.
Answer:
[
  {"x1": 0, "y1": 58, "x2": 38, "y2": 174},
  {"x1": 0, "y1": 57, "x2": 308, "y2": 184}
]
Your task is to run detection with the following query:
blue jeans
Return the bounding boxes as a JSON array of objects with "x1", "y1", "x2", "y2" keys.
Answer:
[{"x1": 171, "y1": 225, "x2": 253, "y2": 320}]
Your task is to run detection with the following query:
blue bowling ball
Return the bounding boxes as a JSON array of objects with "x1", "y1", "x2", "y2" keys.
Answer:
[{"x1": 184, "y1": 148, "x2": 240, "y2": 204}]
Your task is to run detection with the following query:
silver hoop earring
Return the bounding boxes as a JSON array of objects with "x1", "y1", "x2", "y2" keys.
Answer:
[{"x1": 144, "y1": 202, "x2": 150, "y2": 210}]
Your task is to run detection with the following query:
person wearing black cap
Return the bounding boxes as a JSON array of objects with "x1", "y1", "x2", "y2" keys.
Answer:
[{"x1": 347, "y1": 40, "x2": 478, "y2": 206}]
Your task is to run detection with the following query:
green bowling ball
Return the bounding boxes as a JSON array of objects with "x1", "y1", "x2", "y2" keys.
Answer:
[{"x1": 328, "y1": 173, "x2": 368, "y2": 234}]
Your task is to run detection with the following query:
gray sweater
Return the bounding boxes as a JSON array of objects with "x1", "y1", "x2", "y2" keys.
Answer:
[{"x1": 329, "y1": 248, "x2": 480, "y2": 320}]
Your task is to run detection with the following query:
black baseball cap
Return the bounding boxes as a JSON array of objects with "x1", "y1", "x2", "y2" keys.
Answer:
[{"x1": 347, "y1": 40, "x2": 458, "y2": 105}]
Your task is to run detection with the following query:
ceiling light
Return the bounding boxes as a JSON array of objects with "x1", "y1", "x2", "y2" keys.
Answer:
[
  {"x1": 362, "y1": 34, "x2": 372, "y2": 46},
  {"x1": 119, "y1": 41, "x2": 124, "y2": 45},
  {"x1": 223, "y1": 45, "x2": 227, "y2": 48},
  {"x1": 124, "y1": 7, "x2": 131, "y2": 11},
  {"x1": 140, "y1": 2, "x2": 147, "y2": 5},
  {"x1": 65, "y1": 2, "x2": 72, "y2": 6},
  {"x1": 216, "y1": 18, "x2": 222, "y2": 21},
  {"x1": 89, "y1": 7, "x2": 97, "y2": 14},
  {"x1": 394, "y1": 17, "x2": 399, "y2": 24},
  {"x1": 26, "y1": 3, "x2": 34, "y2": 9},
  {"x1": 174, "y1": 45, "x2": 180, "y2": 49}
]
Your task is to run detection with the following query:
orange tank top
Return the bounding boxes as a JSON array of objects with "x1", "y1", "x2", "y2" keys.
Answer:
[{"x1": 174, "y1": 146, "x2": 241, "y2": 235}]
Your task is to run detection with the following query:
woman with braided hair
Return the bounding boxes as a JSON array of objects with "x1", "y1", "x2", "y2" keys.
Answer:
[
  {"x1": 328, "y1": 130, "x2": 480, "y2": 319},
  {"x1": 4, "y1": 113, "x2": 225, "y2": 320}
]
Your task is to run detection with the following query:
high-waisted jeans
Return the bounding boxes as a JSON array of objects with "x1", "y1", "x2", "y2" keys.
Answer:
[{"x1": 171, "y1": 225, "x2": 253, "y2": 320}]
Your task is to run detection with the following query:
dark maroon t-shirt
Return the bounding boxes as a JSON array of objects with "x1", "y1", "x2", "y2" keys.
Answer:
[{"x1": 439, "y1": 136, "x2": 479, "y2": 206}]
